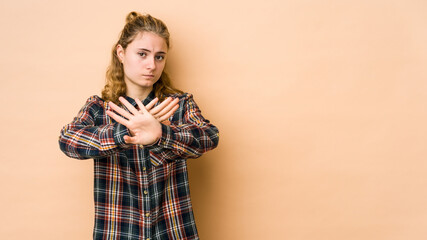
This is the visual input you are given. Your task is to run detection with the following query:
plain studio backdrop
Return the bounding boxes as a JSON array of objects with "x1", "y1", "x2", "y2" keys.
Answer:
[{"x1": 0, "y1": 0, "x2": 426, "y2": 239}]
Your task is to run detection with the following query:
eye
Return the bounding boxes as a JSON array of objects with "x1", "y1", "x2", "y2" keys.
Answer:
[
  {"x1": 155, "y1": 55, "x2": 165, "y2": 61},
  {"x1": 138, "y1": 52, "x2": 147, "y2": 57}
]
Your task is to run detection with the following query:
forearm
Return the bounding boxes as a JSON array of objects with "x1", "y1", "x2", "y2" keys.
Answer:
[
  {"x1": 147, "y1": 122, "x2": 219, "y2": 161},
  {"x1": 59, "y1": 122, "x2": 129, "y2": 159},
  {"x1": 146, "y1": 94, "x2": 219, "y2": 163}
]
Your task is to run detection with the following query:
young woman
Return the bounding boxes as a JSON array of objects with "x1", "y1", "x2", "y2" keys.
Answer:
[{"x1": 59, "y1": 12, "x2": 219, "y2": 240}]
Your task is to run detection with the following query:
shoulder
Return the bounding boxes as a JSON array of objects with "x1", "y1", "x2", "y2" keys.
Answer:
[
  {"x1": 168, "y1": 93, "x2": 201, "y2": 110},
  {"x1": 168, "y1": 92, "x2": 192, "y2": 100},
  {"x1": 168, "y1": 92, "x2": 205, "y2": 114},
  {"x1": 85, "y1": 95, "x2": 106, "y2": 105},
  {"x1": 78, "y1": 95, "x2": 108, "y2": 116},
  {"x1": 81, "y1": 95, "x2": 108, "y2": 108}
]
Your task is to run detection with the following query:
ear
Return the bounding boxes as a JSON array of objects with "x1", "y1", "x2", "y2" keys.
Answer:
[{"x1": 116, "y1": 44, "x2": 125, "y2": 63}]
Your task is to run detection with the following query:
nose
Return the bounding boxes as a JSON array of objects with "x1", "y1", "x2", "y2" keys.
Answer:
[{"x1": 146, "y1": 57, "x2": 156, "y2": 70}]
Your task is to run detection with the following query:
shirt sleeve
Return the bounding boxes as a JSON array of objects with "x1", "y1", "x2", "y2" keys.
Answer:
[
  {"x1": 58, "y1": 96, "x2": 130, "y2": 159},
  {"x1": 147, "y1": 93, "x2": 219, "y2": 164}
]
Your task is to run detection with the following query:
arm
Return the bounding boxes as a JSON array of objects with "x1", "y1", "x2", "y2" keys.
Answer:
[
  {"x1": 147, "y1": 94, "x2": 219, "y2": 161},
  {"x1": 105, "y1": 94, "x2": 219, "y2": 165},
  {"x1": 58, "y1": 96, "x2": 129, "y2": 159}
]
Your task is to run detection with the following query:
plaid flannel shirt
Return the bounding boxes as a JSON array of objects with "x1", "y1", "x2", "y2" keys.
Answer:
[{"x1": 59, "y1": 91, "x2": 219, "y2": 240}]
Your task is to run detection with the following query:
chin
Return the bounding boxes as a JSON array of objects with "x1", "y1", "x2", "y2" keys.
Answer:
[
  {"x1": 139, "y1": 79, "x2": 158, "y2": 88},
  {"x1": 125, "y1": 77, "x2": 159, "y2": 89}
]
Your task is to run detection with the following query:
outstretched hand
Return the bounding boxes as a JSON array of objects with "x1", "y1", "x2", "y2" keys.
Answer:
[
  {"x1": 106, "y1": 96, "x2": 179, "y2": 146},
  {"x1": 144, "y1": 96, "x2": 179, "y2": 123}
]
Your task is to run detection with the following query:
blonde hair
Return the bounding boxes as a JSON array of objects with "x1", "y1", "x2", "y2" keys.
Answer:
[{"x1": 102, "y1": 11, "x2": 182, "y2": 104}]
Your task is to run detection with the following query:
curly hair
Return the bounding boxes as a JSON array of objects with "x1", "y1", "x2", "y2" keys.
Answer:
[{"x1": 102, "y1": 11, "x2": 182, "y2": 104}]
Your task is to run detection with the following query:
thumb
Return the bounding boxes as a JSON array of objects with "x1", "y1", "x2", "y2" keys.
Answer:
[{"x1": 124, "y1": 135, "x2": 139, "y2": 145}]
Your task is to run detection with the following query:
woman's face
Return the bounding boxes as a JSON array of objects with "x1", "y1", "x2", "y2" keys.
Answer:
[{"x1": 117, "y1": 31, "x2": 168, "y2": 92}]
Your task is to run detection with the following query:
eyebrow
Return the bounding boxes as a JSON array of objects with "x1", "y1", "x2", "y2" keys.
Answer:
[{"x1": 138, "y1": 48, "x2": 167, "y2": 54}]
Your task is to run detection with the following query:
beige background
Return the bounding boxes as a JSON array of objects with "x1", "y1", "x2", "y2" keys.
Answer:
[{"x1": 1, "y1": 0, "x2": 426, "y2": 239}]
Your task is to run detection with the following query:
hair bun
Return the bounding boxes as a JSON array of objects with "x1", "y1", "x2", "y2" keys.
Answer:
[{"x1": 126, "y1": 11, "x2": 140, "y2": 23}]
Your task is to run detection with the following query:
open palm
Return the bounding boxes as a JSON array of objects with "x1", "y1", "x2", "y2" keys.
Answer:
[{"x1": 106, "y1": 96, "x2": 179, "y2": 146}]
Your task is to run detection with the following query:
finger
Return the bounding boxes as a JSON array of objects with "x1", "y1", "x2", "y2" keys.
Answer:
[
  {"x1": 135, "y1": 98, "x2": 145, "y2": 113},
  {"x1": 123, "y1": 135, "x2": 139, "y2": 144},
  {"x1": 150, "y1": 97, "x2": 172, "y2": 115},
  {"x1": 109, "y1": 102, "x2": 132, "y2": 120},
  {"x1": 144, "y1": 97, "x2": 159, "y2": 111},
  {"x1": 154, "y1": 98, "x2": 179, "y2": 119},
  {"x1": 138, "y1": 100, "x2": 150, "y2": 114},
  {"x1": 158, "y1": 104, "x2": 179, "y2": 122},
  {"x1": 119, "y1": 96, "x2": 139, "y2": 115},
  {"x1": 106, "y1": 110, "x2": 129, "y2": 126}
]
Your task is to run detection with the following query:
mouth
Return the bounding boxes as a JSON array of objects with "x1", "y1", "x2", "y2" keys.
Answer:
[{"x1": 142, "y1": 74, "x2": 155, "y2": 78}]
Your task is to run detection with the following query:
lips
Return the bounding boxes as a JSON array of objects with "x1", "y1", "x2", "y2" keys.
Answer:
[{"x1": 142, "y1": 74, "x2": 155, "y2": 78}]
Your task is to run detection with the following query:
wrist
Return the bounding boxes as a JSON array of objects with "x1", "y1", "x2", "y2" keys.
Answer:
[{"x1": 144, "y1": 122, "x2": 163, "y2": 146}]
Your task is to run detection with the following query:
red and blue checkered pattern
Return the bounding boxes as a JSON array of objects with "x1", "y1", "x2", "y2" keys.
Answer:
[{"x1": 59, "y1": 91, "x2": 219, "y2": 240}]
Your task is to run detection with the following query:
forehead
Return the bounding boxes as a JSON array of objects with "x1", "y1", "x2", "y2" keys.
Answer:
[{"x1": 128, "y1": 31, "x2": 168, "y2": 52}]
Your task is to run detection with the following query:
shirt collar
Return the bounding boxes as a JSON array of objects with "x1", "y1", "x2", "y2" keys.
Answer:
[{"x1": 124, "y1": 90, "x2": 156, "y2": 107}]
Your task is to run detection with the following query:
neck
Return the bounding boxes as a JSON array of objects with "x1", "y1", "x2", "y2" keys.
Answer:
[{"x1": 126, "y1": 86, "x2": 153, "y2": 101}]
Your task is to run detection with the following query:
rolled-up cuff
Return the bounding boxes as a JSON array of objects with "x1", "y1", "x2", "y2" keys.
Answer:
[
  {"x1": 146, "y1": 124, "x2": 172, "y2": 152},
  {"x1": 113, "y1": 122, "x2": 131, "y2": 149}
]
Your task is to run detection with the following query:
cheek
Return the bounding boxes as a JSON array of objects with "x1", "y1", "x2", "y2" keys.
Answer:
[
  {"x1": 124, "y1": 58, "x2": 140, "y2": 73},
  {"x1": 157, "y1": 62, "x2": 166, "y2": 72}
]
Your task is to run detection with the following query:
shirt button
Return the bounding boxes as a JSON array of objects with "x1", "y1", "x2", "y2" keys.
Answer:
[
  {"x1": 147, "y1": 238, "x2": 150, "y2": 240},
  {"x1": 144, "y1": 190, "x2": 148, "y2": 195},
  {"x1": 139, "y1": 144, "x2": 144, "y2": 148},
  {"x1": 143, "y1": 167, "x2": 146, "y2": 171},
  {"x1": 145, "y1": 213, "x2": 150, "y2": 217}
]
